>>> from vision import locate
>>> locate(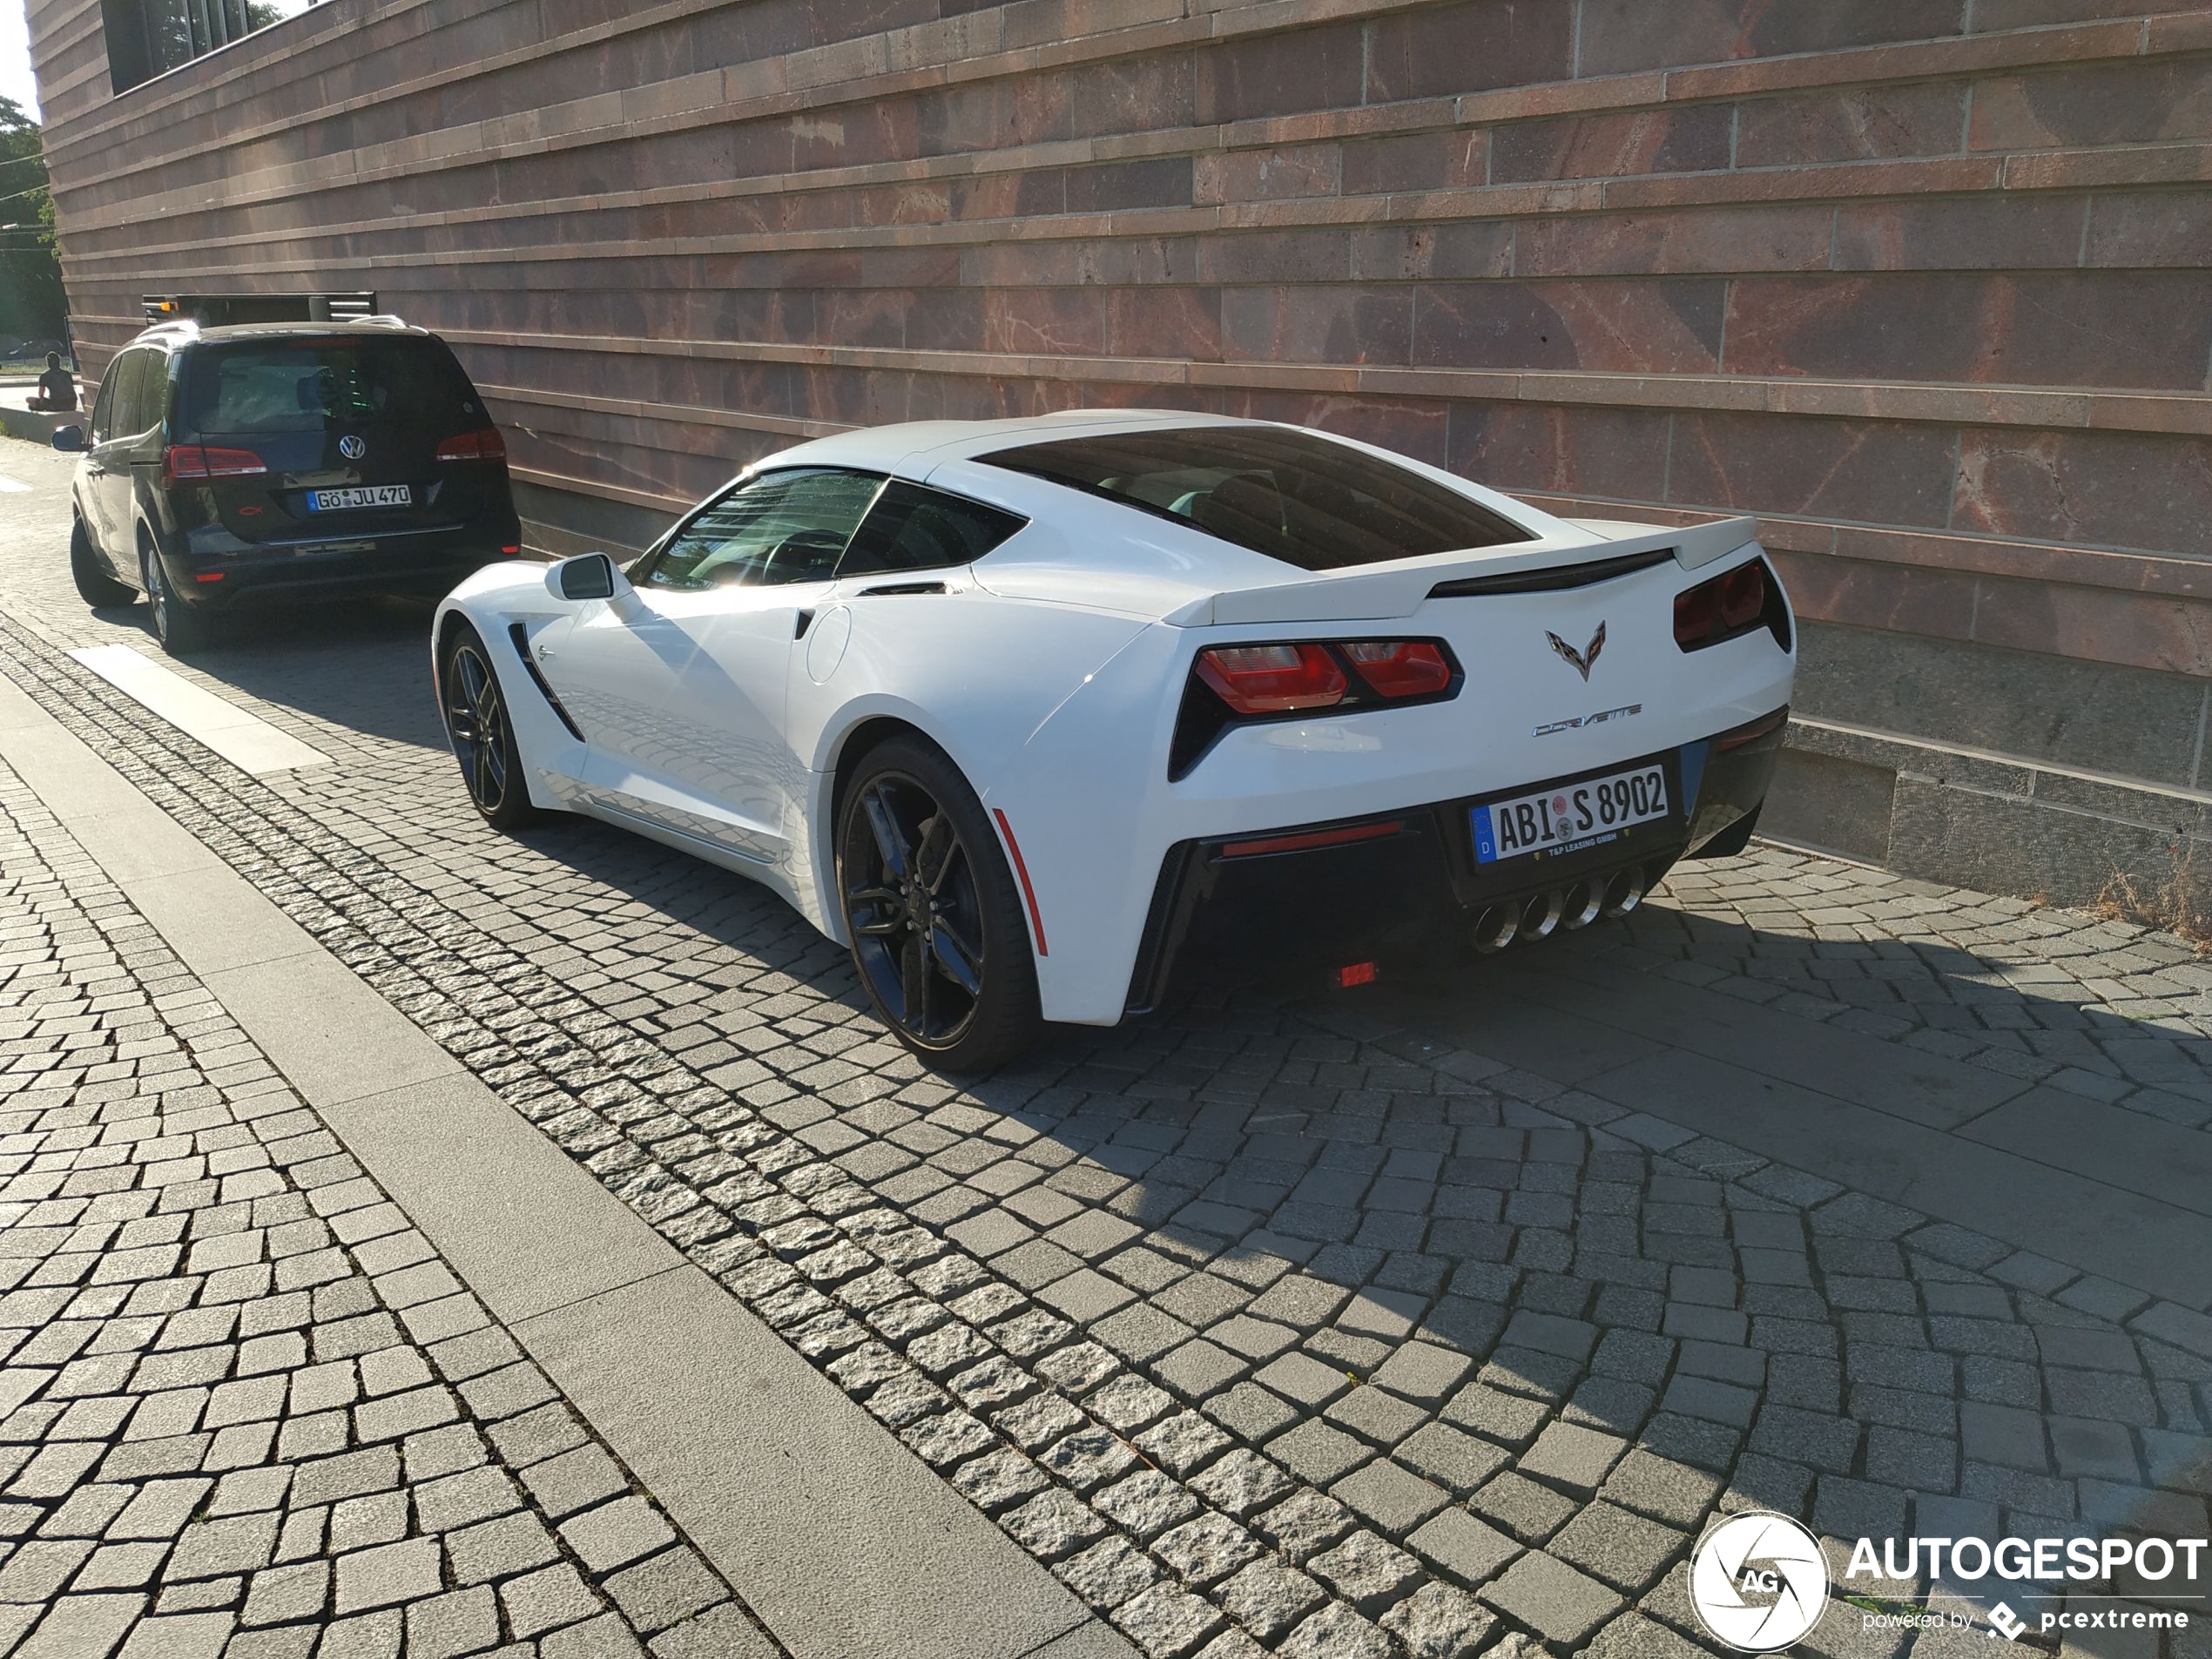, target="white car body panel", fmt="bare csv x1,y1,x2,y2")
435,412,1797,1026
